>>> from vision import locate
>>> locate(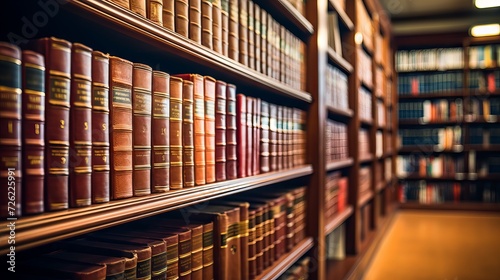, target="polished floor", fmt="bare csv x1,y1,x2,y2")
363,210,500,280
